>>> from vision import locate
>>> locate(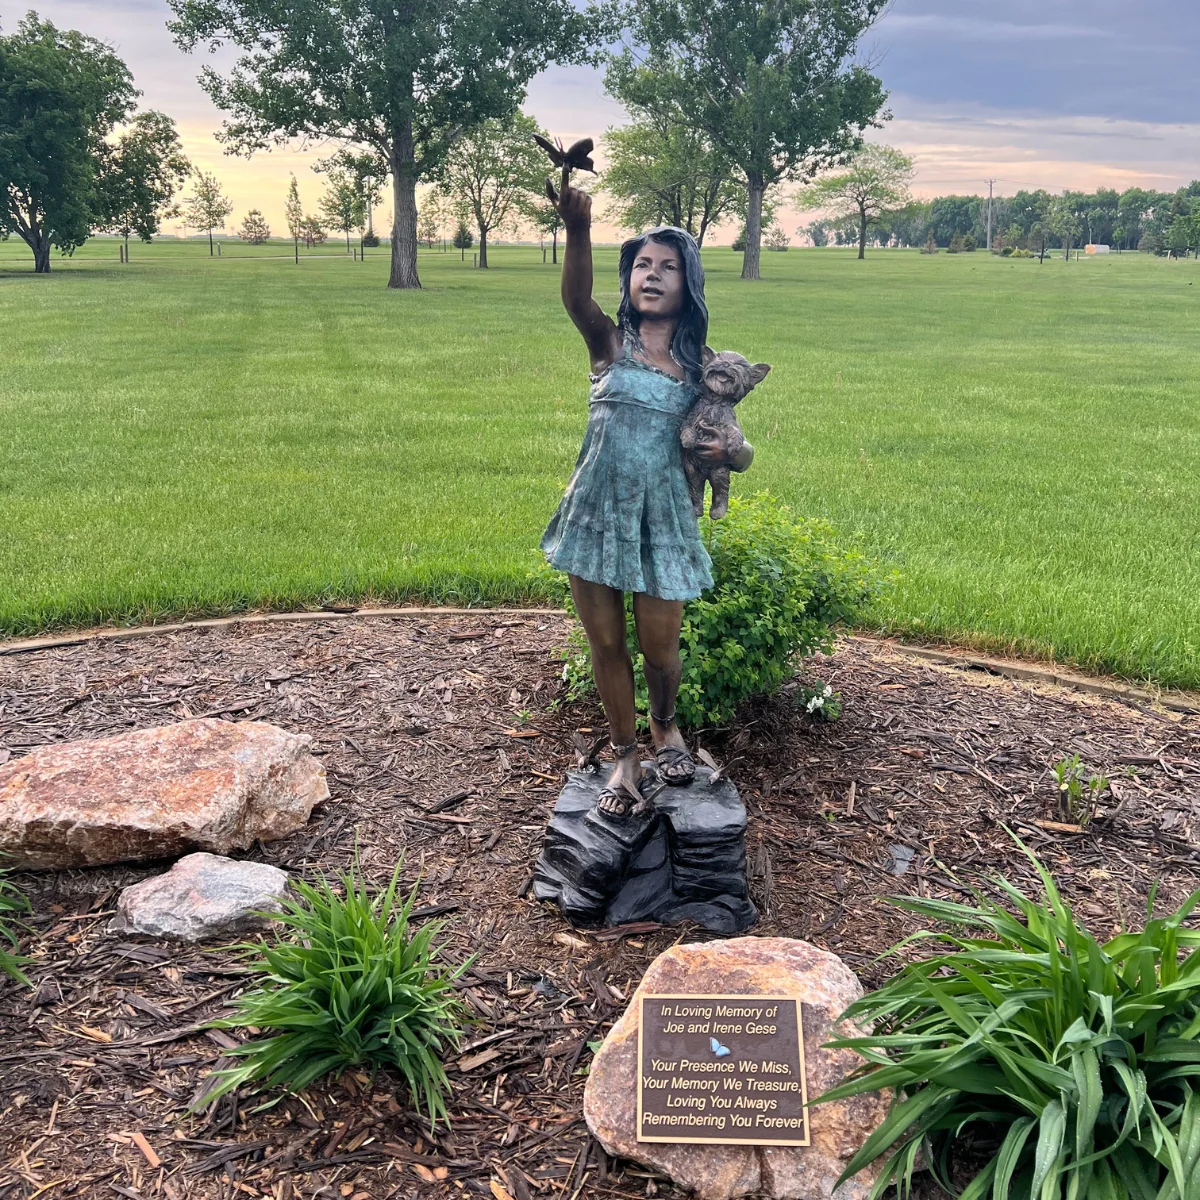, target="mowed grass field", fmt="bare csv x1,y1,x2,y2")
2,238,1198,688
